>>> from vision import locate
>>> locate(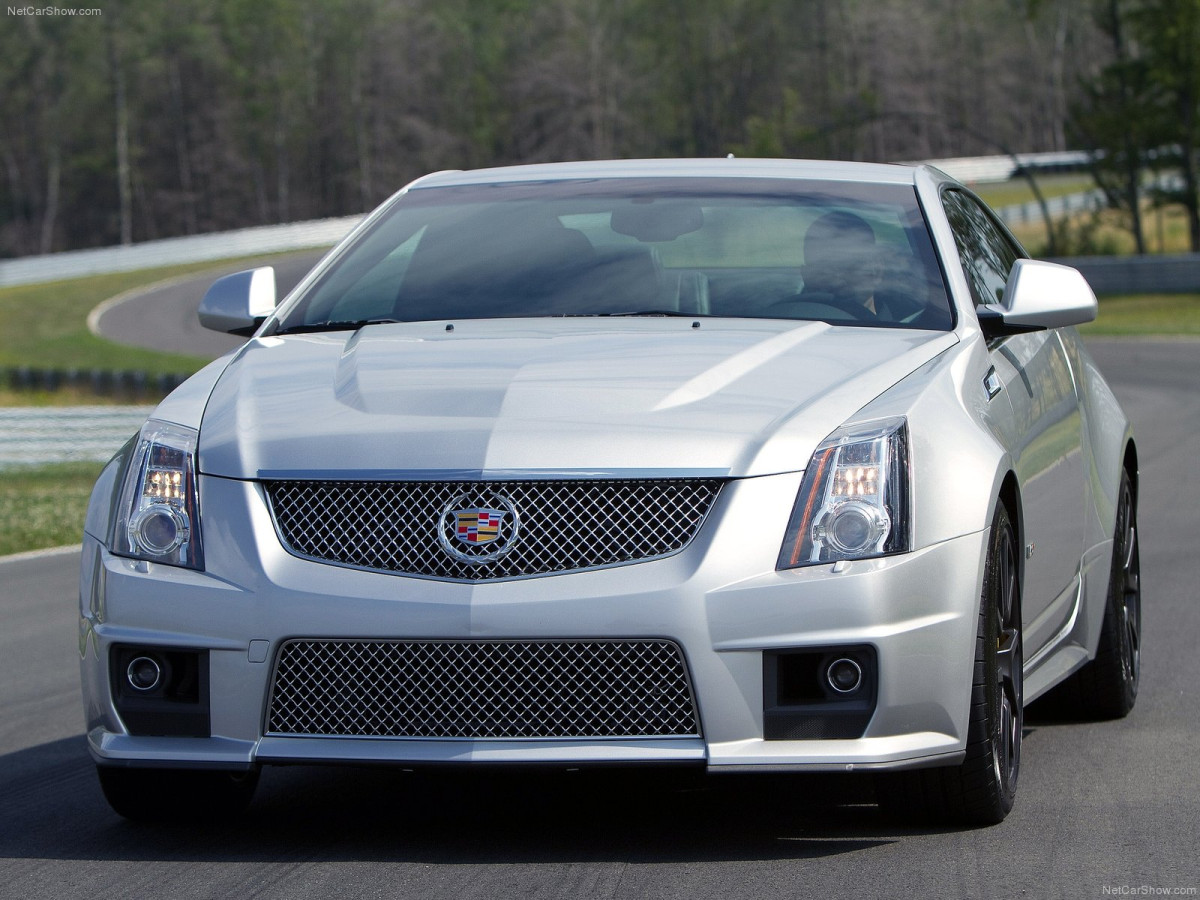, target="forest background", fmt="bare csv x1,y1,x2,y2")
2,0,1198,258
